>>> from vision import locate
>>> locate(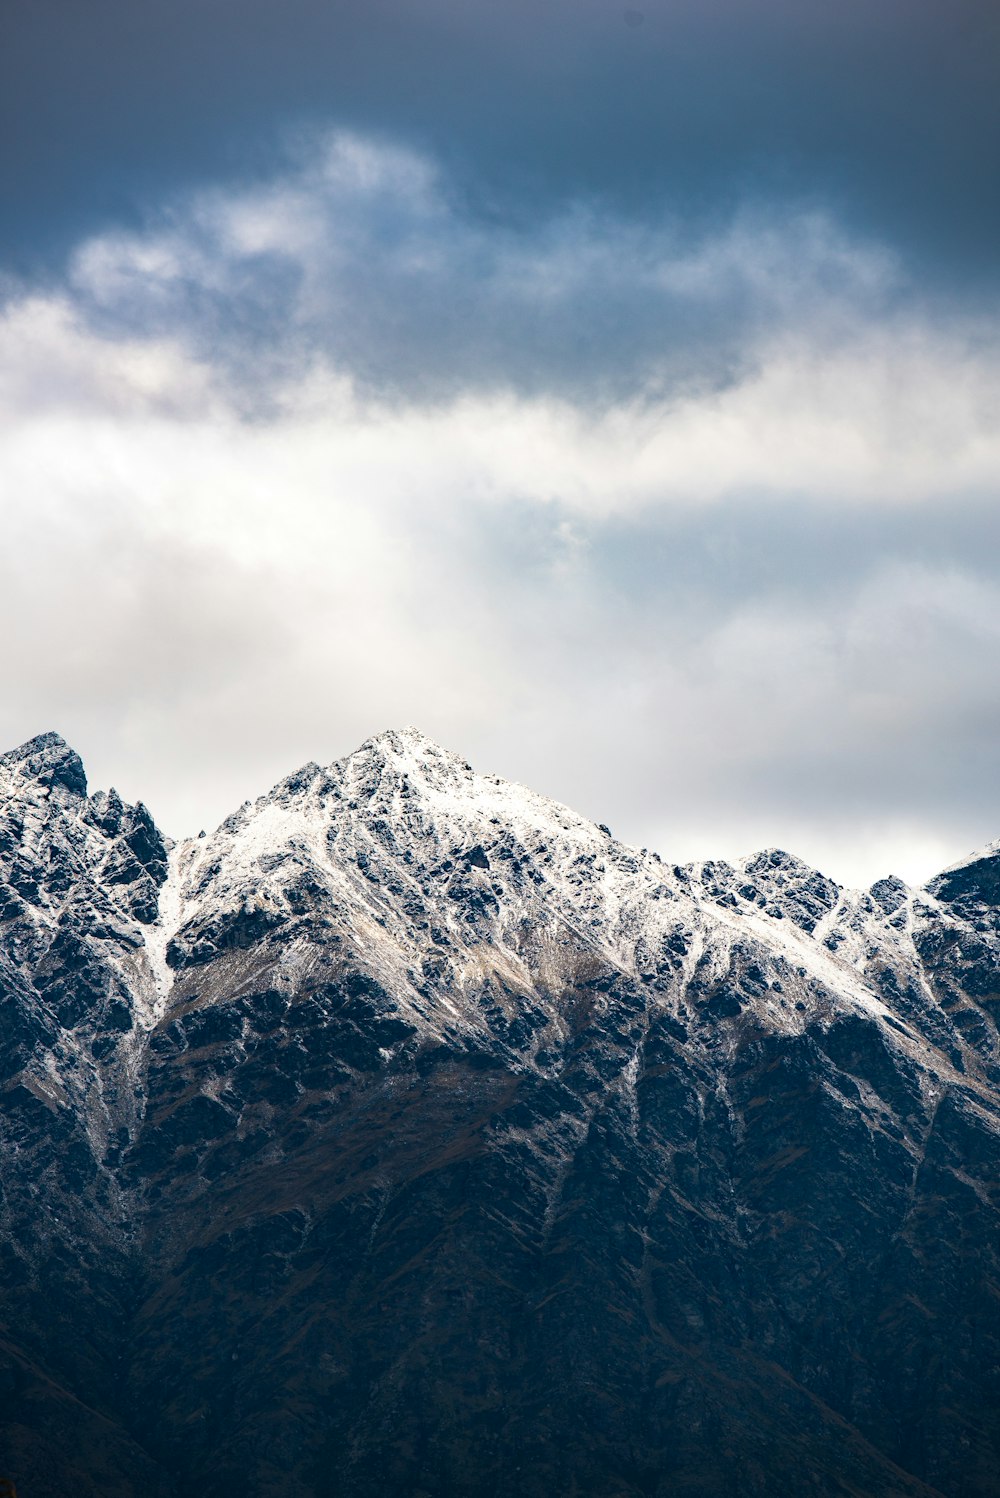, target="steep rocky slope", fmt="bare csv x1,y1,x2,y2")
1,728,999,1497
